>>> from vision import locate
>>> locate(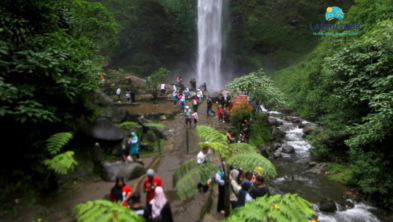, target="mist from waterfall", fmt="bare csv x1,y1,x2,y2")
197,0,223,91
